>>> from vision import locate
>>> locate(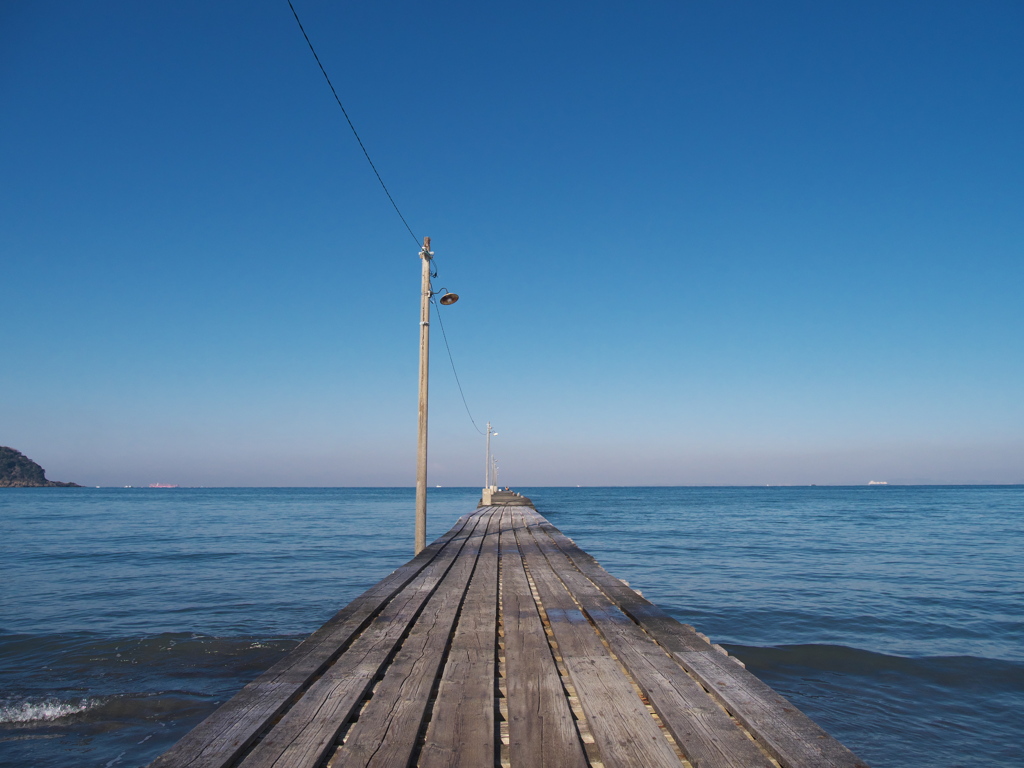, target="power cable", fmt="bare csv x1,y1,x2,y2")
432,296,485,435
287,1,480,433
286,0,419,246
